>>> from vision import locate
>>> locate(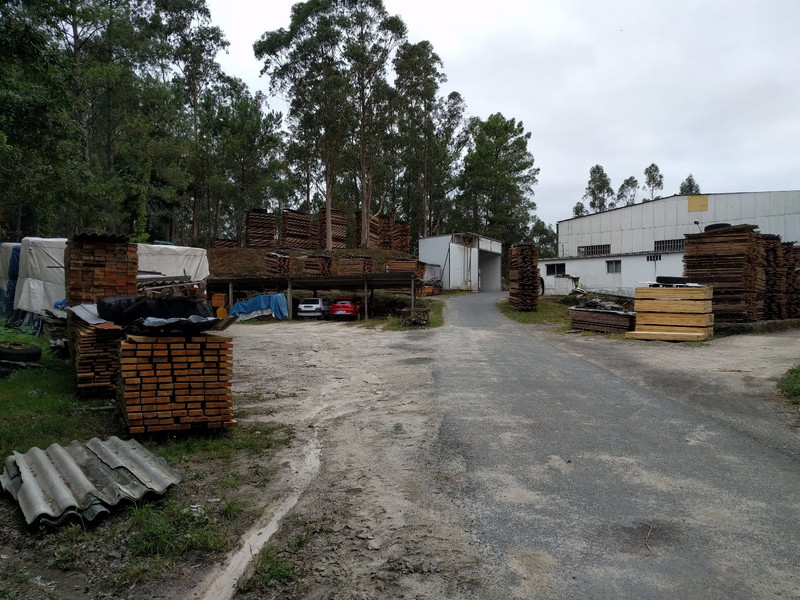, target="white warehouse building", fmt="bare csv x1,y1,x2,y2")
419,233,503,292
539,190,800,298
